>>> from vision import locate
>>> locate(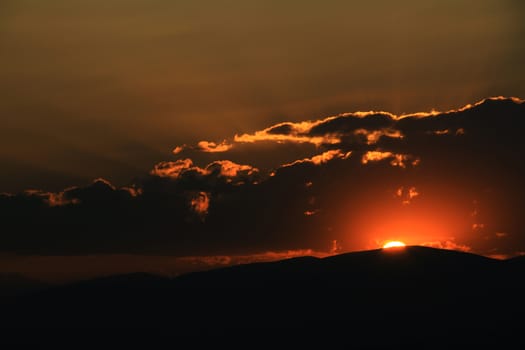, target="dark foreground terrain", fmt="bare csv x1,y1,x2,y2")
3,246,525,346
